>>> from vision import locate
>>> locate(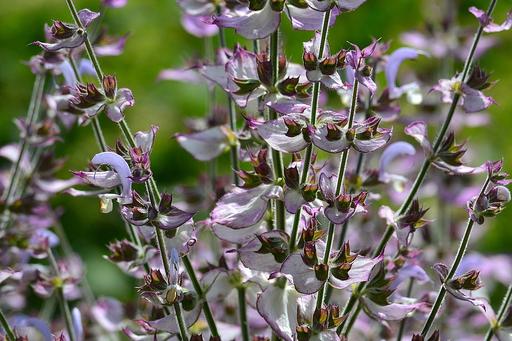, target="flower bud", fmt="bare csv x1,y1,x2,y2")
107,240,138,262
144,269,168,291
449,270,482,291
302,241,317,267
249,0,266,11
278,77,299,96
284,118,302,137
190,335,204,341
296,325,312,341
51,21,76,39
314,263,329,281
284,166,300,189
181,291,198,311
102,75,117,100
313,306,328,330
303,52,317,71
319,56,337,75
345,128,355,142
325,123,342,141
361,65,373,77
491,185,511,203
